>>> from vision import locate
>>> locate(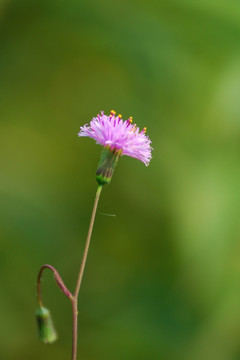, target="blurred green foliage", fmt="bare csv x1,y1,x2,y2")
0,0,240,359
